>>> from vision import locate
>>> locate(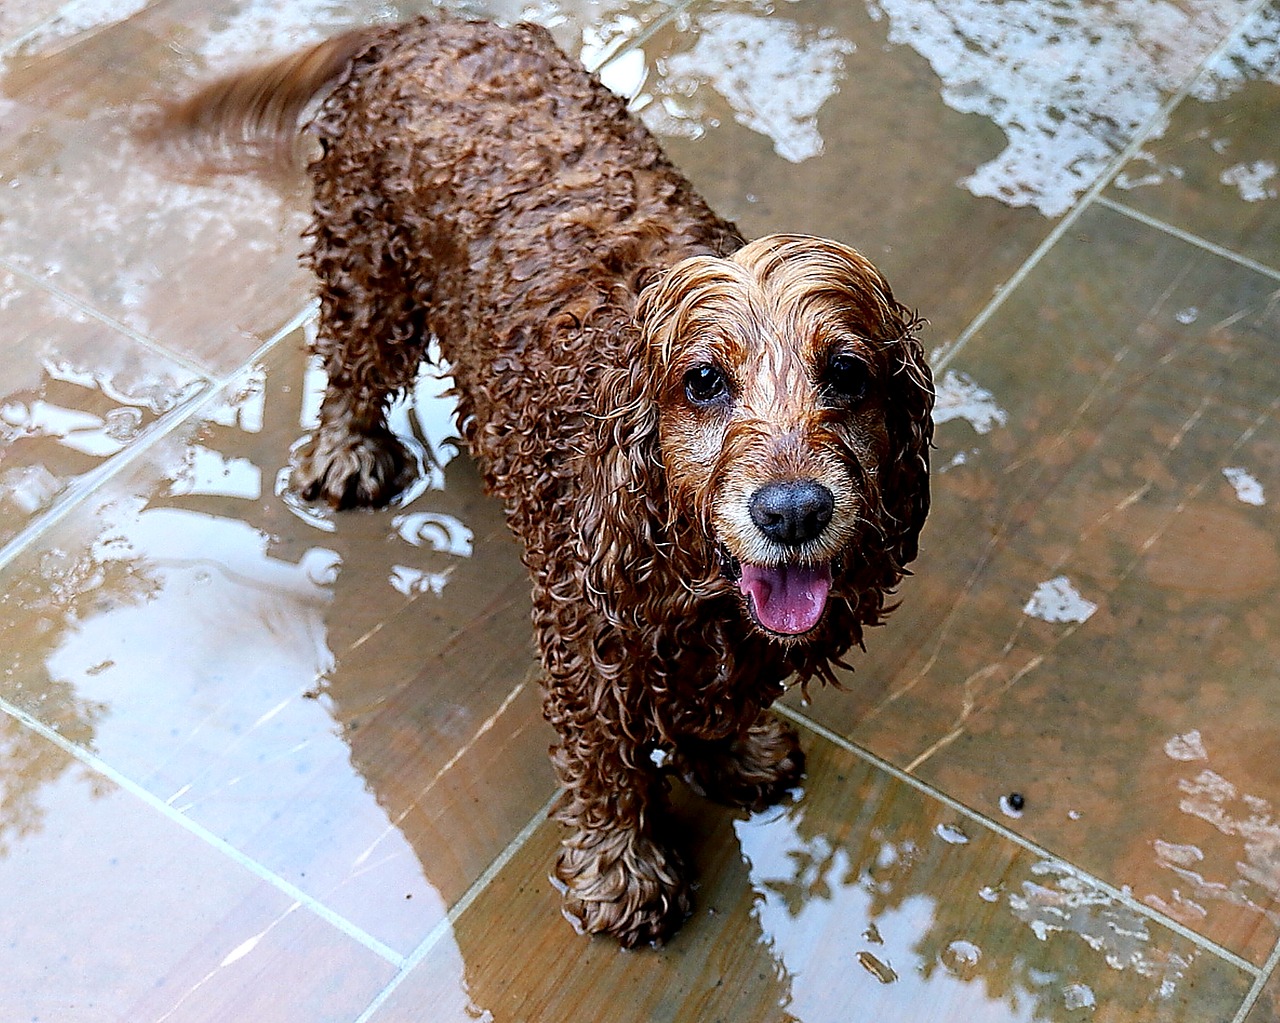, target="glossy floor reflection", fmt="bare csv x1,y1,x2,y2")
1,1,1278,1021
